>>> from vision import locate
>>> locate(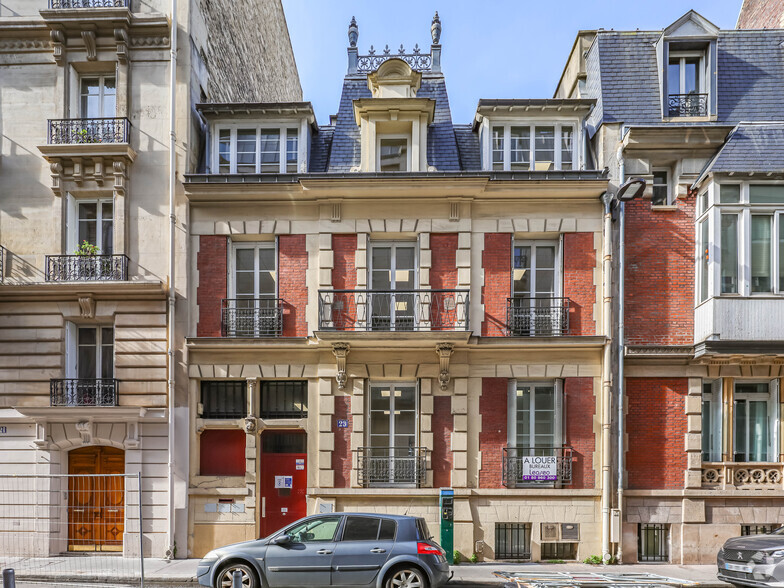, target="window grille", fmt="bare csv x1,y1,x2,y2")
260,381,308,419
495,523,531,560
541,542,577,560
638,523,669,562
741,525,780,536
262,432,306,454
200,381,246,419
